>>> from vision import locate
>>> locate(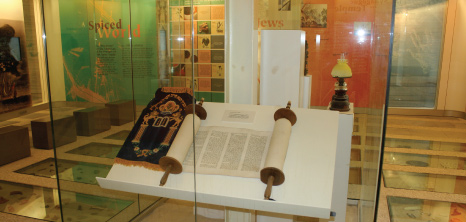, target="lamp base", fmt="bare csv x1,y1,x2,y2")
329,95,350,112
329,78,350,112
